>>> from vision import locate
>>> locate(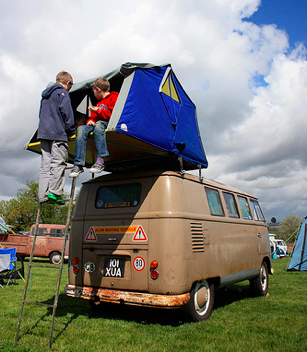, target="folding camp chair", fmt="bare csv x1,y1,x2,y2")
0,248,24,288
